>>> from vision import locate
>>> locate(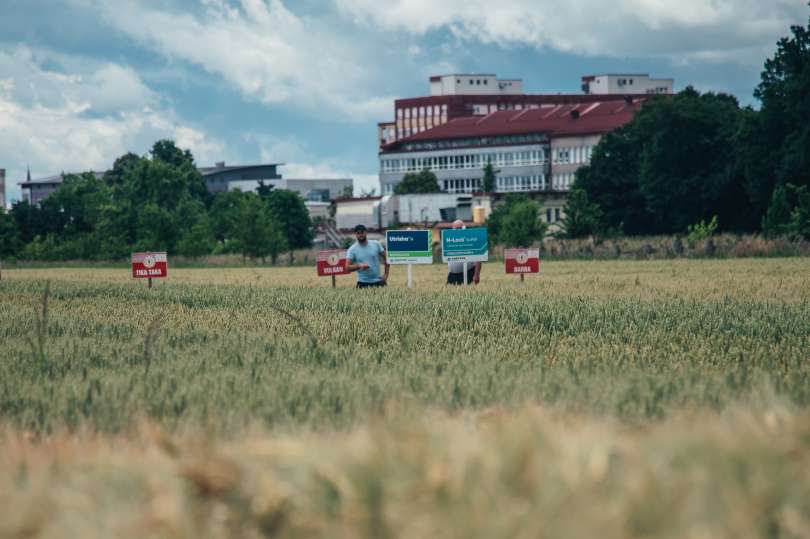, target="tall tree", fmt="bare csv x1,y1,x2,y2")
561,188,603,238
264,189,313,249
236,195,288,263
482,162,497,192
0,209,21,258
576,88,753,234
750,12,810,227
